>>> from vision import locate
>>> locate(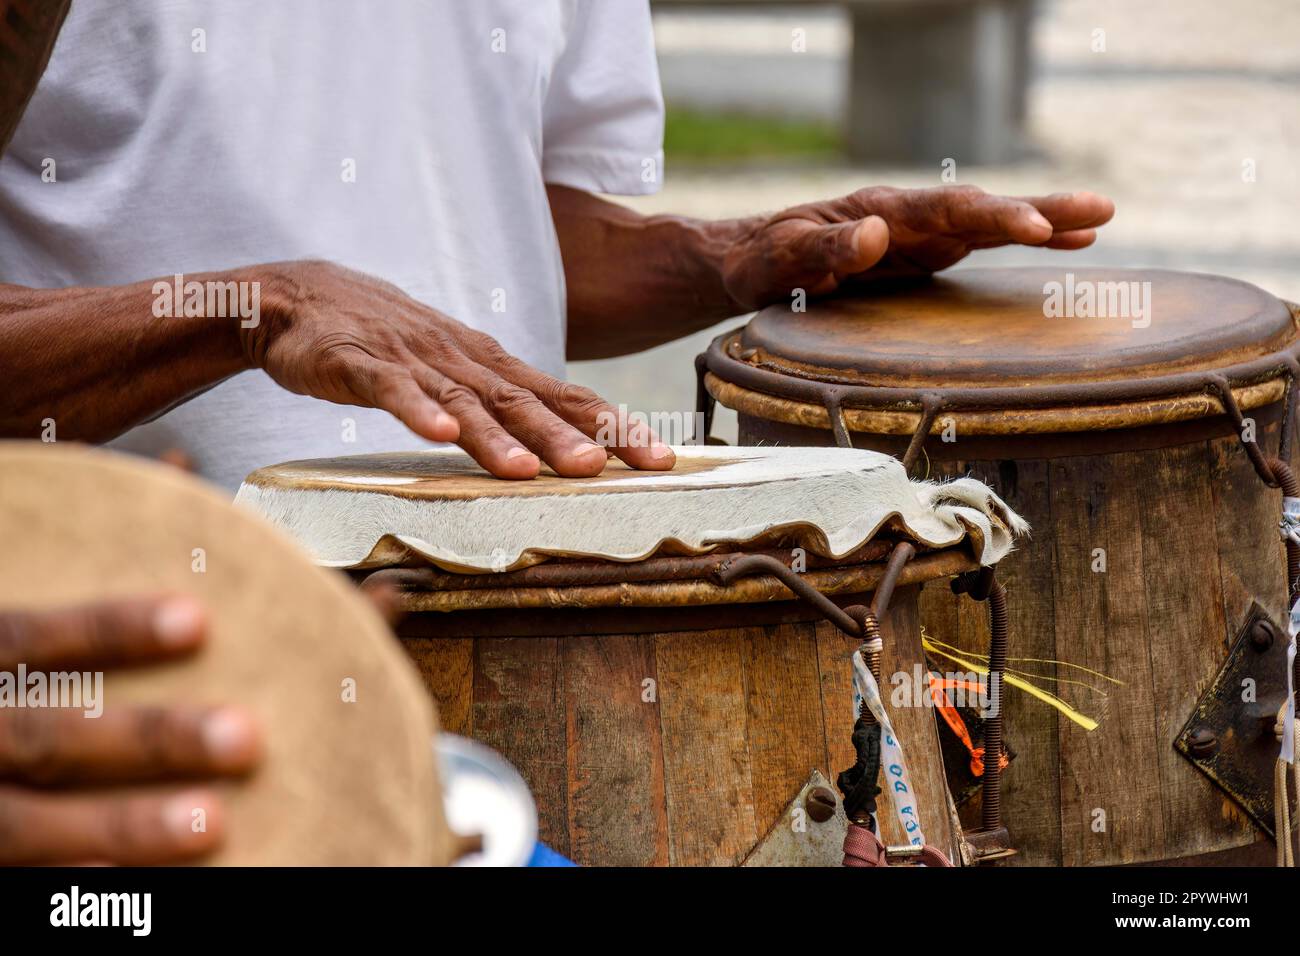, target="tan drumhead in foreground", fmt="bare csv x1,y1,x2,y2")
0,442,449,866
